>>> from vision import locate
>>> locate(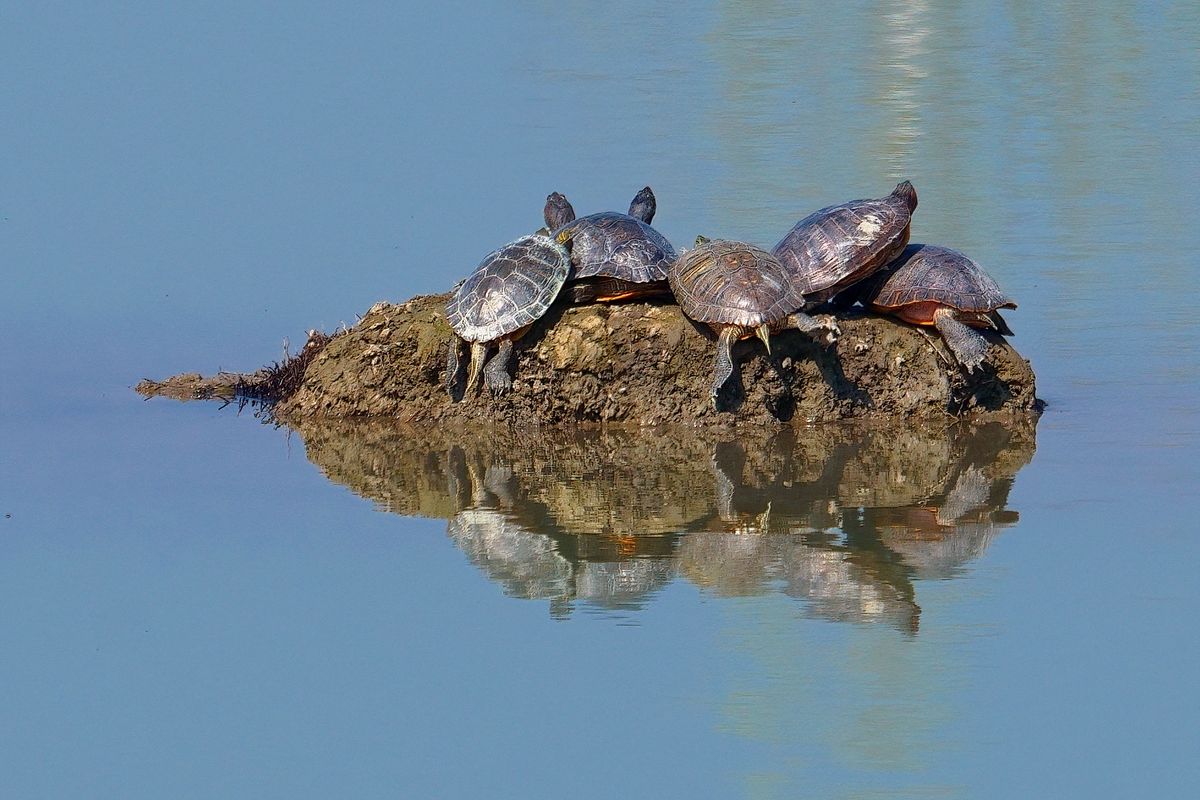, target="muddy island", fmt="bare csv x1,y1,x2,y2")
136,292,1040,426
